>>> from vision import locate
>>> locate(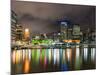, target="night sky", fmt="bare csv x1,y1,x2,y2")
11,1,96,35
